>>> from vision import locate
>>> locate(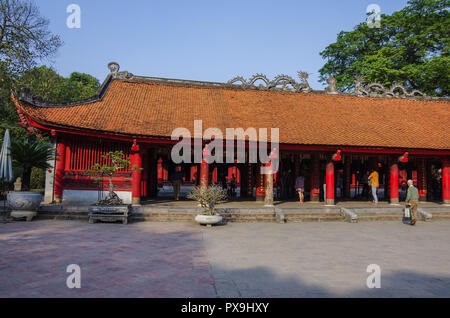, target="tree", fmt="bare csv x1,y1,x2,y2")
0,0,63,75
15,66,100,102
0,0,63,140
9,136,54,191
187,182,228,215
1,66,100,143
63,72,100,101
319,0,449,96
86,151,141,206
